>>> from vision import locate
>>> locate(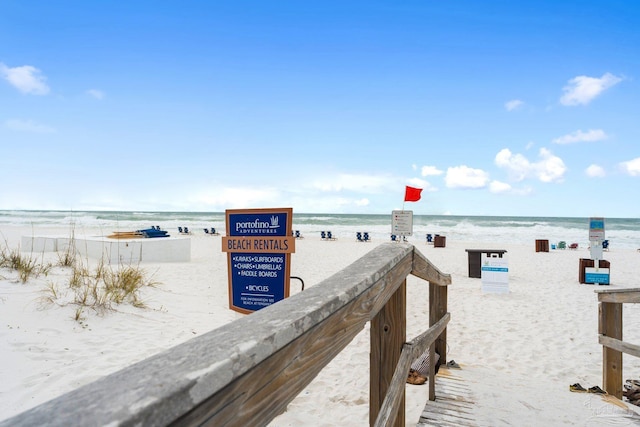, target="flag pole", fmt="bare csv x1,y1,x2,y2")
402,187,406,211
